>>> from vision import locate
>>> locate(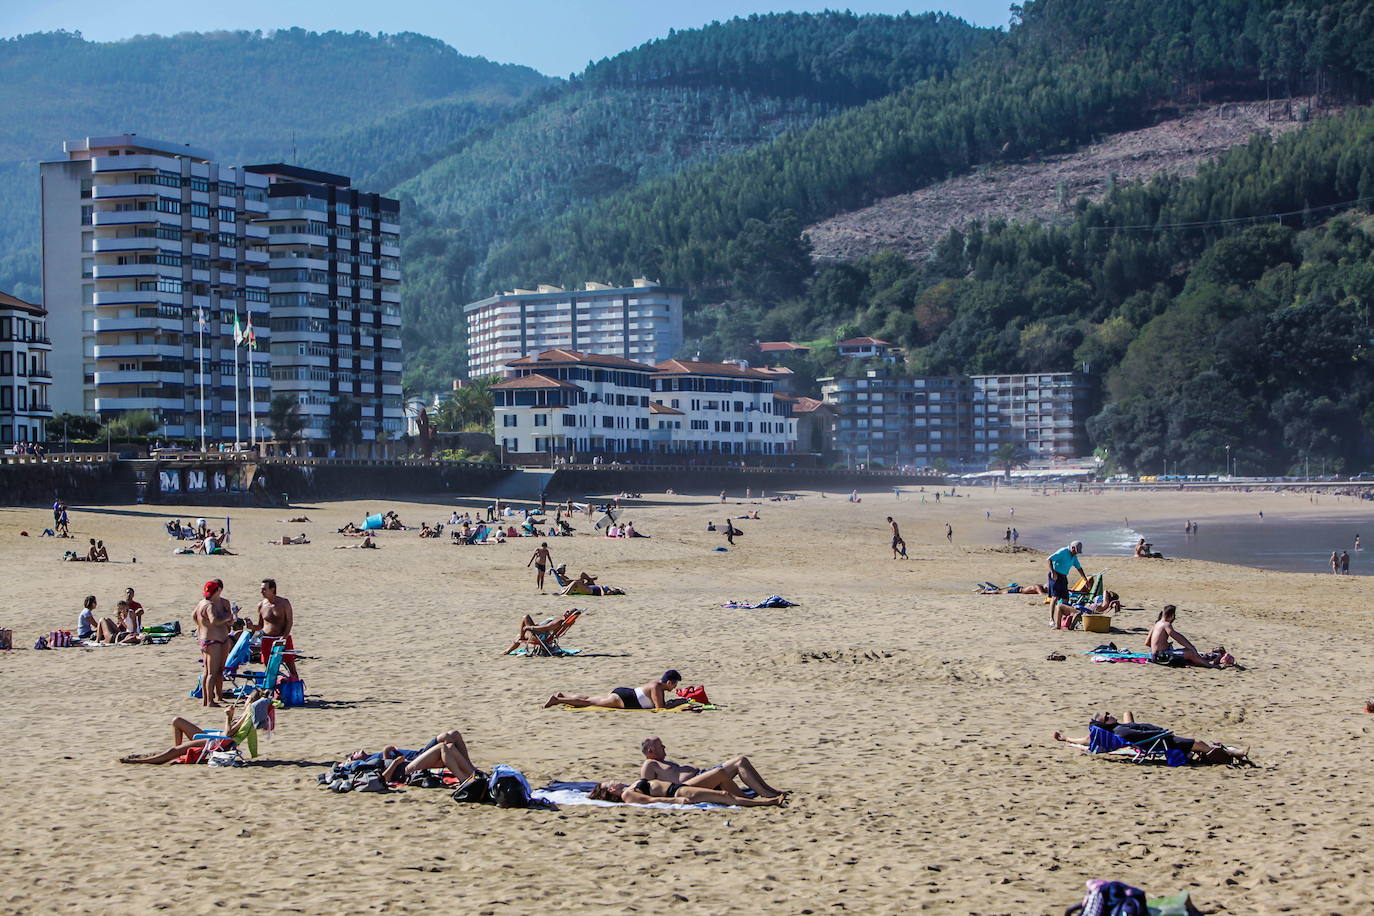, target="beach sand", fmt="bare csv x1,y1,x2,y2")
1,485,1371,914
